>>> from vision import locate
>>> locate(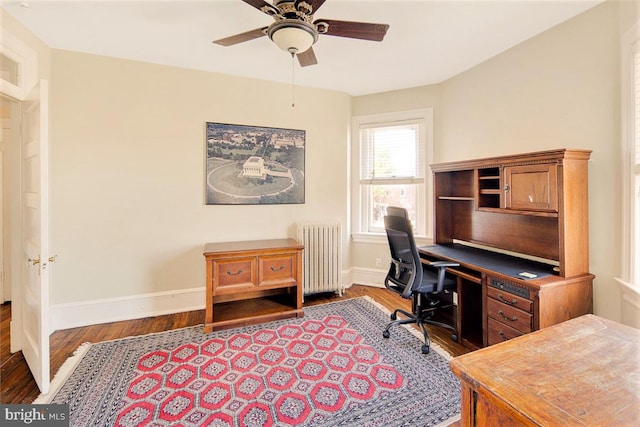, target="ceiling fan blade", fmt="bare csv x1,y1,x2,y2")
242,0,279,15
297,47,318,67
314,19,389,42
297,0,327,14
212,27,268,47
